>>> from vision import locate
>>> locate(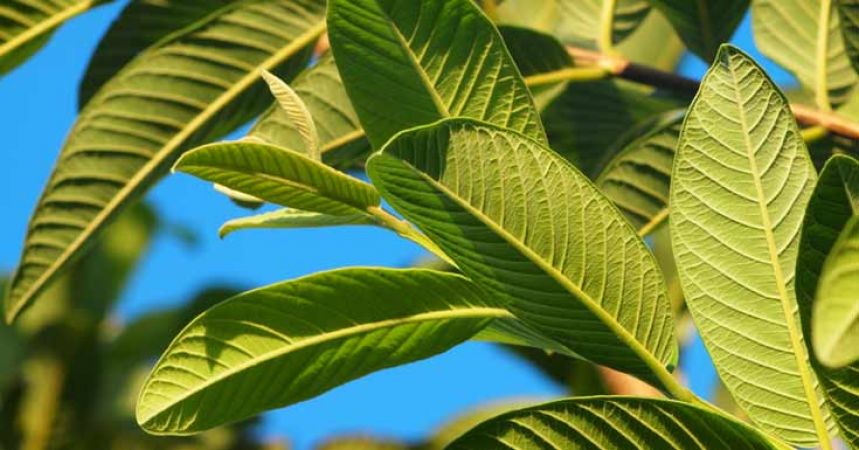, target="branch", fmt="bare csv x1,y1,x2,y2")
567,46,859,142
